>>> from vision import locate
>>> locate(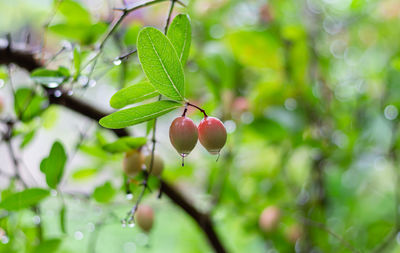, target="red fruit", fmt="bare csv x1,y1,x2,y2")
198,117,227,155
123,149,144,177
169,116,198,156
259,206,281,233
136,205,154,232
